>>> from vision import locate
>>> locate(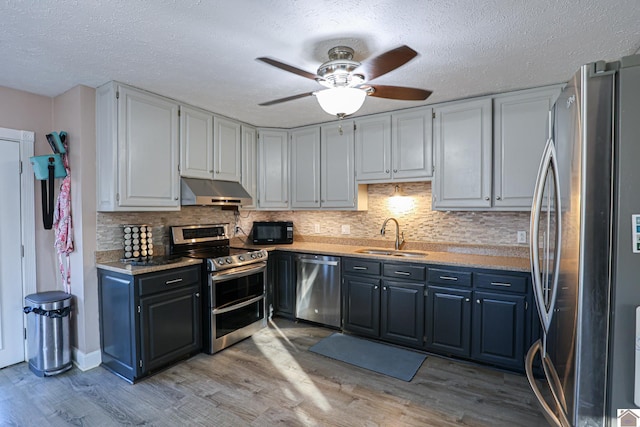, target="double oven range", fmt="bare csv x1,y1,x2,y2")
170,224,268,354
